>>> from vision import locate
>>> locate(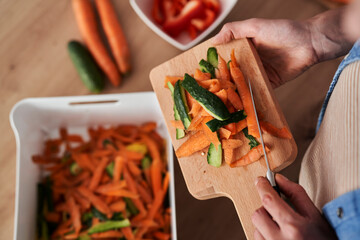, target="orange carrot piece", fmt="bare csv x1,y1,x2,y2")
187,114,204,131
72,0,121,86
231,49,238,67
123,166,147,215
224,122,237,135
224,148,234,165
194,68,211,81
164,76,183,88
226,88,243,110
122,150,144,160
127,161,142,178
154,231,171,240
96,181,127,193
221,139,243,149
230,145,270,167
141,122,157,133
162,172,170,193
214,89,228,104
95,0,131,75
219,127,232,139
66,134,84,143
218,54,230,82
109,200,126,212
230,60,260,138
185,91,195,110
89,157,109,191
113,156,124,182
121,227,135,240
198,79,220,90
66,195,81,236
170,120,185,130
99,189,139,199
132,219,158,228
91,230,124,238
175,131,211,158
260,121,292,139
188,101,202,117
73,191,91,210
77,186,113,218
73,153,96,172
201,116,220,147
135,181,153,204
235,119,247,133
